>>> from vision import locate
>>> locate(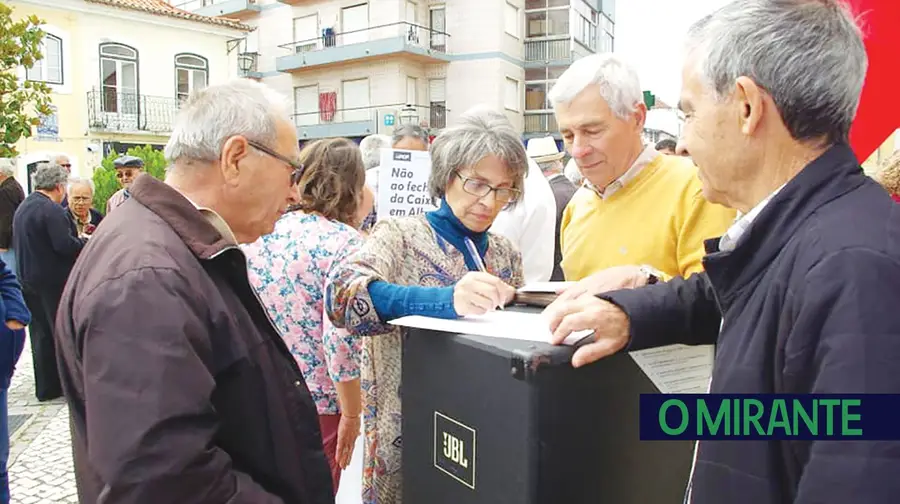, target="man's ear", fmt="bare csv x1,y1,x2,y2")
221,135,251,186
734,76,764,136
